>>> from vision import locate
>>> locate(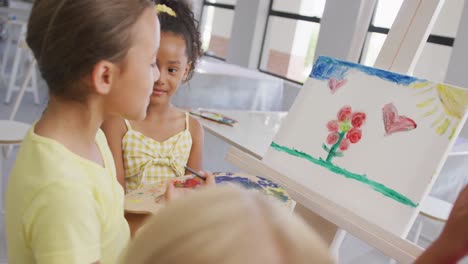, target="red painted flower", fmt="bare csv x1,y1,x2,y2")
339,138,350,151
337,106,352,122
346,128,362,143
327,133,339,145
351,112,366,128
327,120,339,132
